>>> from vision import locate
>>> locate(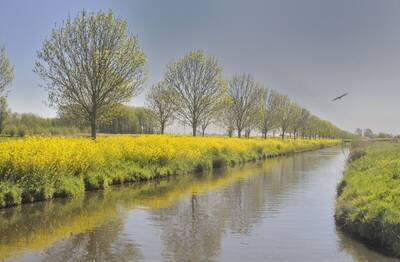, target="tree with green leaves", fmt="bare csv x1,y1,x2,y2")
0,46,13,134
34,10,147,139
0,46,13,97
164,50,226,136
146,81,175,134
